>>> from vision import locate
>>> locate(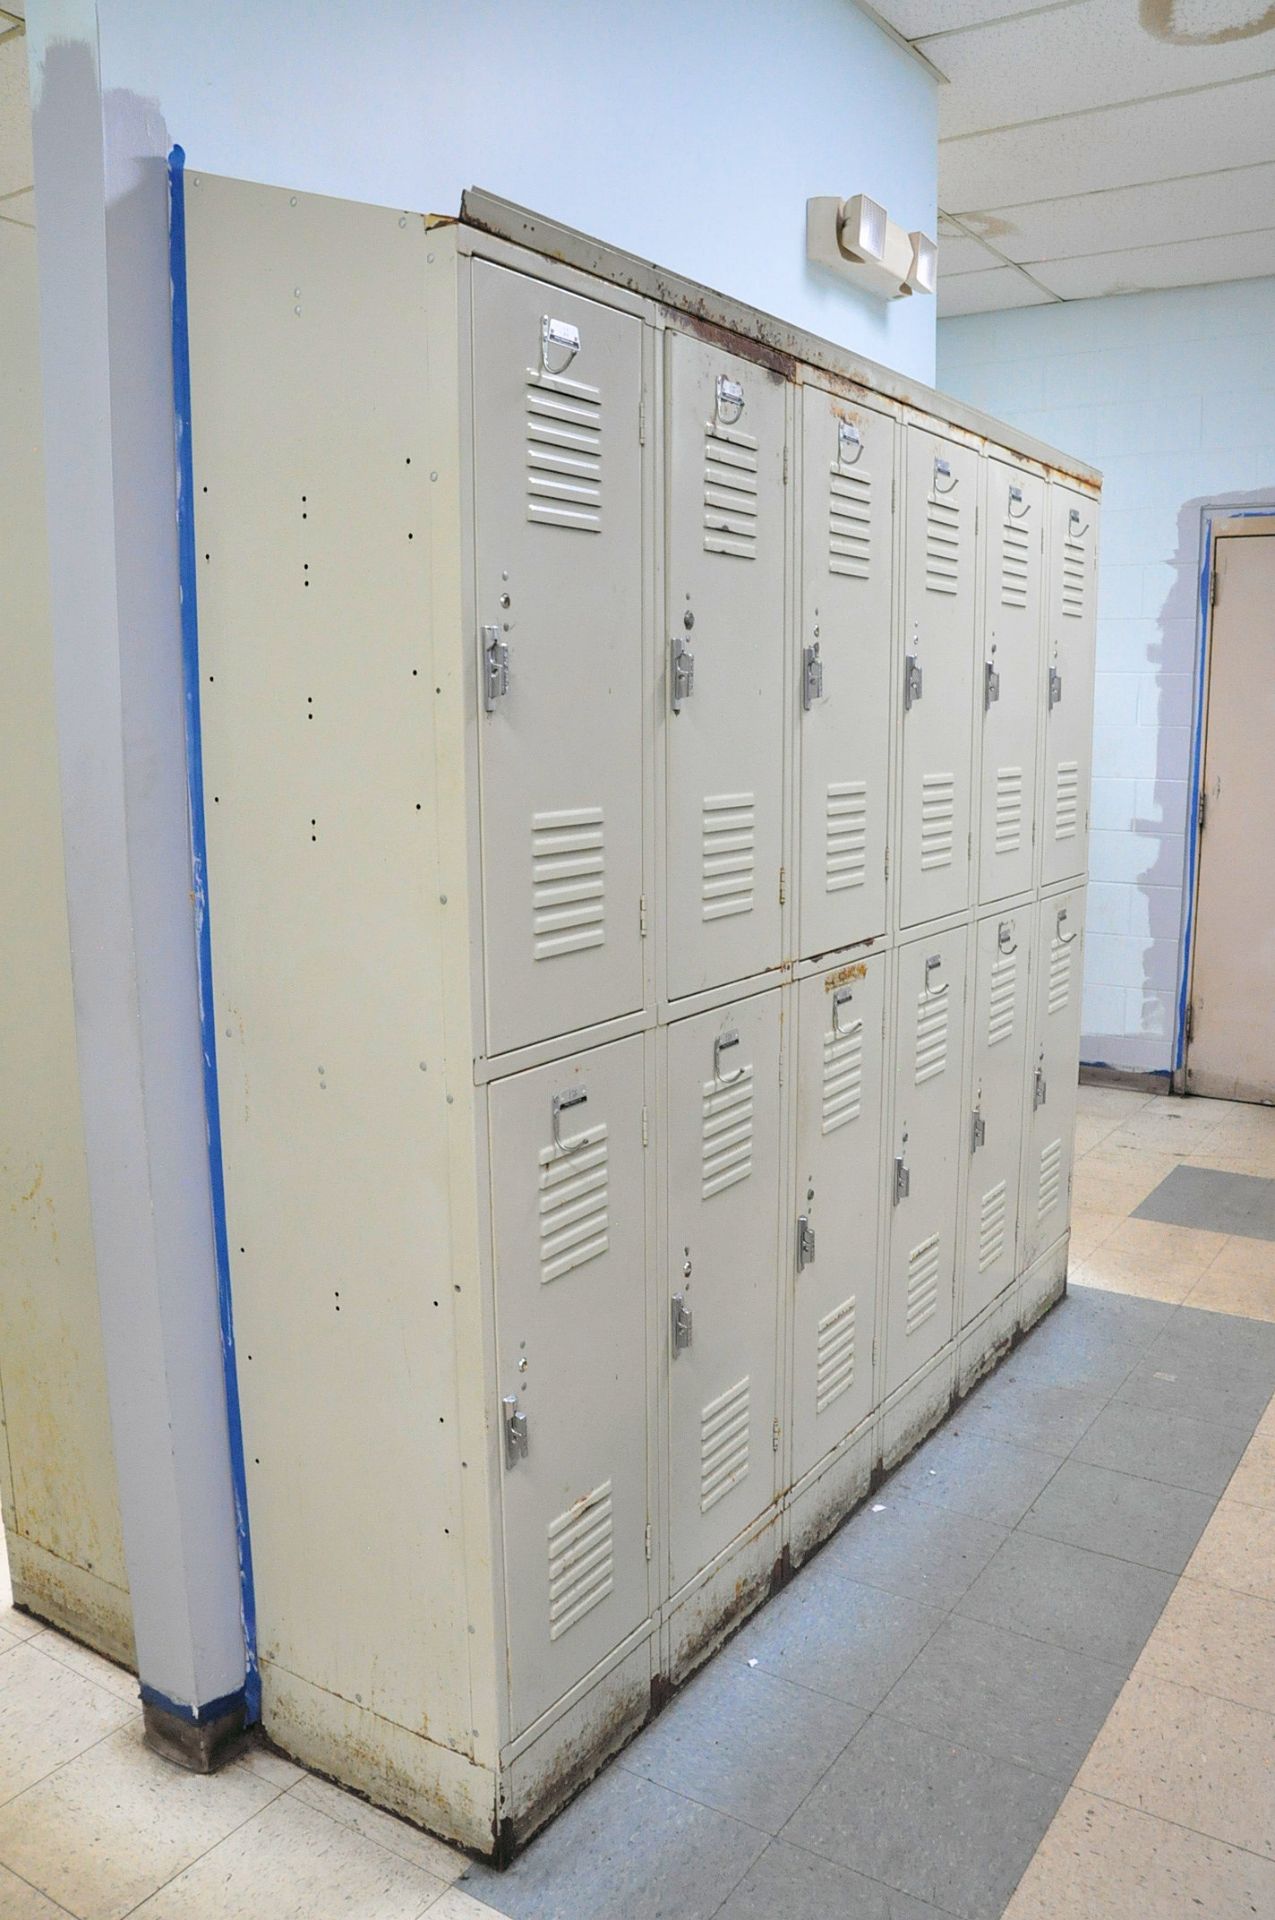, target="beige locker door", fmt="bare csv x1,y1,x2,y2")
900,426,978,928
792,960,886,1482
1041,484,1097,887
665,991,782,1593
798,388,894,958
472,261,645,1056
1024,889,1086,1265
665,332,786,999
490,1034,649,1735
979,459,1044,905
962,908,1031,1328
885,929,967,1395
